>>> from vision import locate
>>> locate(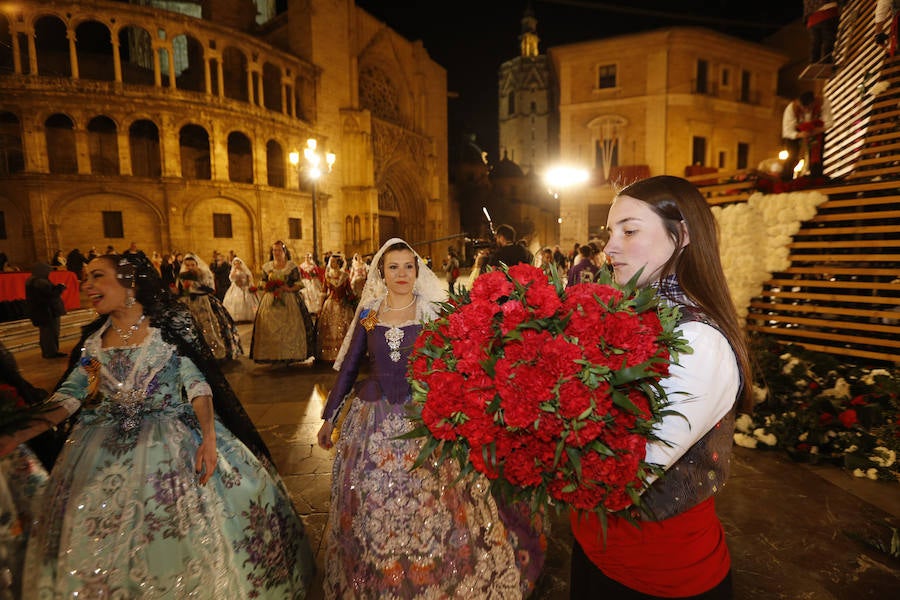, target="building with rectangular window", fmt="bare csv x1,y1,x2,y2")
548,27,788,245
